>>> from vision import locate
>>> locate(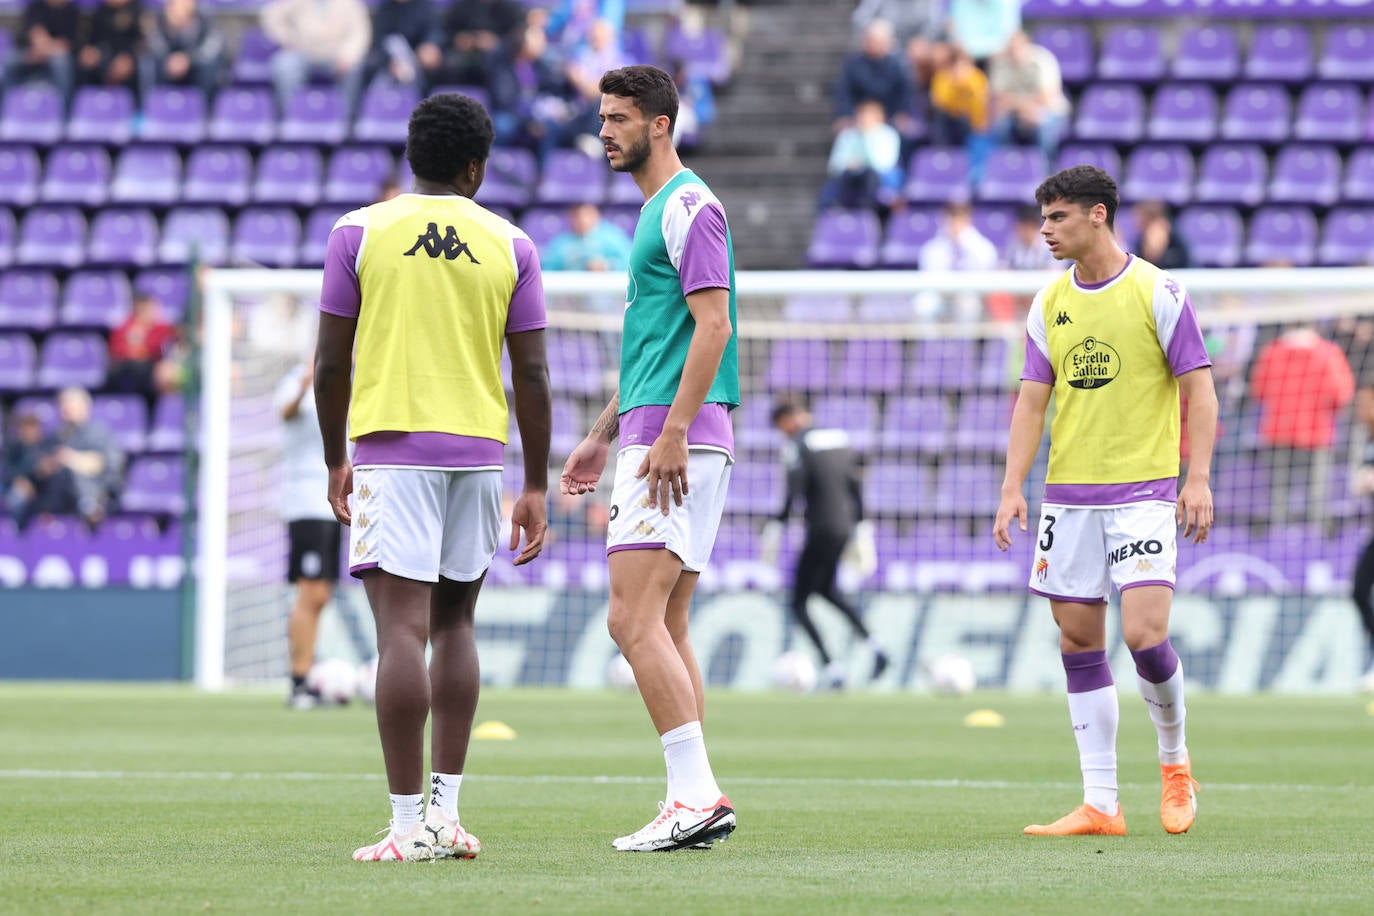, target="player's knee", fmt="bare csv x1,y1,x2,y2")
606,604,648,650
1121,621,1169,651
